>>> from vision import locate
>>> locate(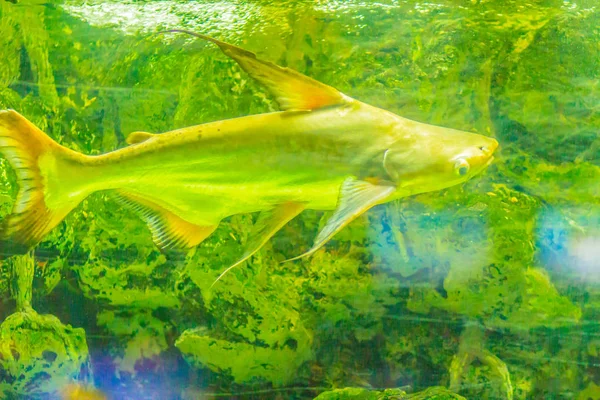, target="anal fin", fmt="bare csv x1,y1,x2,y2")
114,190,217,250
285,178,396,262
212,202,305,287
